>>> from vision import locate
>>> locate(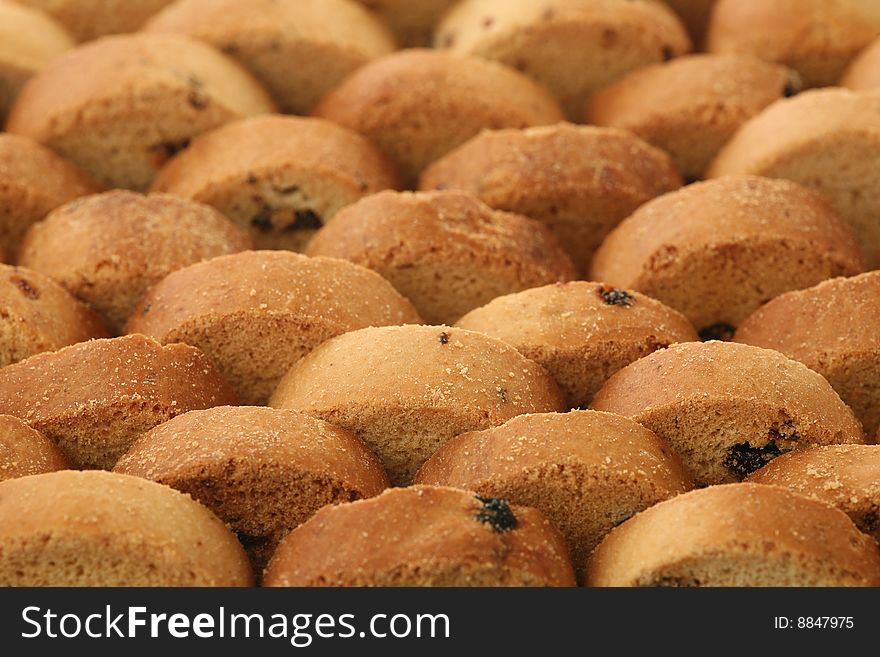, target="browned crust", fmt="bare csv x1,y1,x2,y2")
0,414,69,482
